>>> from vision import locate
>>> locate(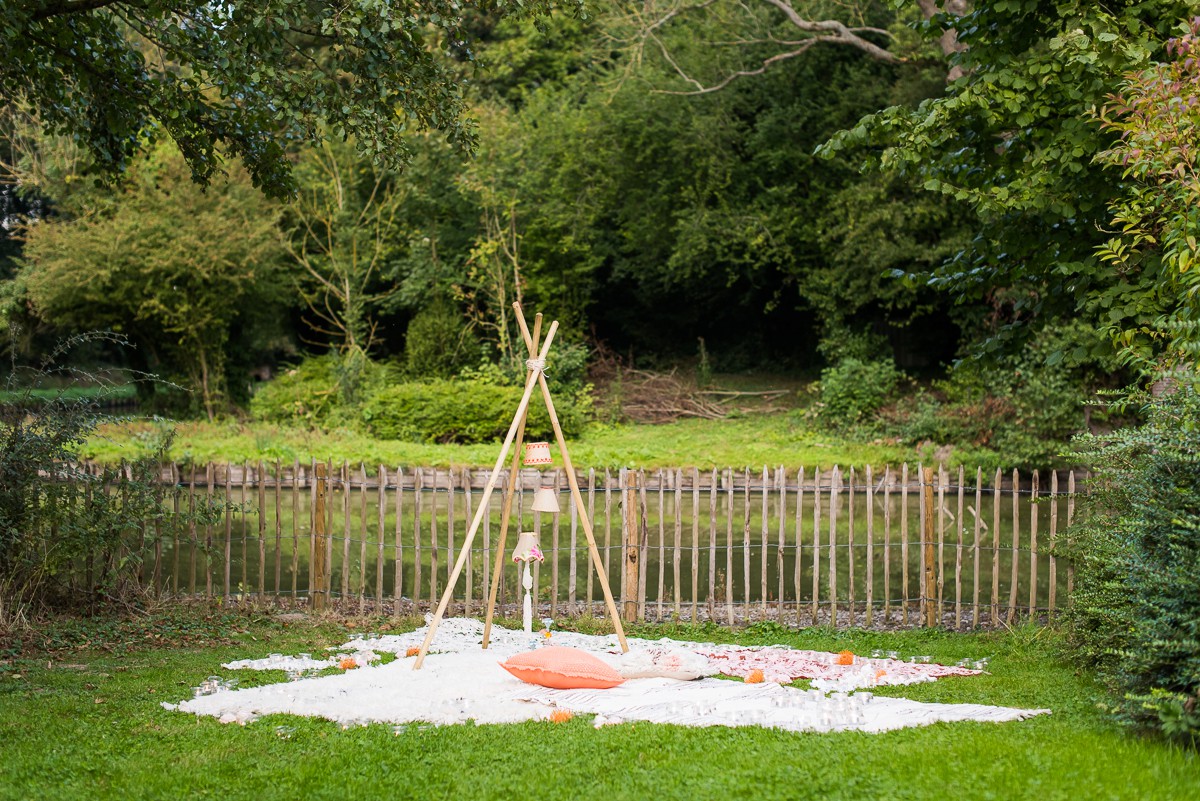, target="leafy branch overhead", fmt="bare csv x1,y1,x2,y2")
619,0,965,95
4,0,576,198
